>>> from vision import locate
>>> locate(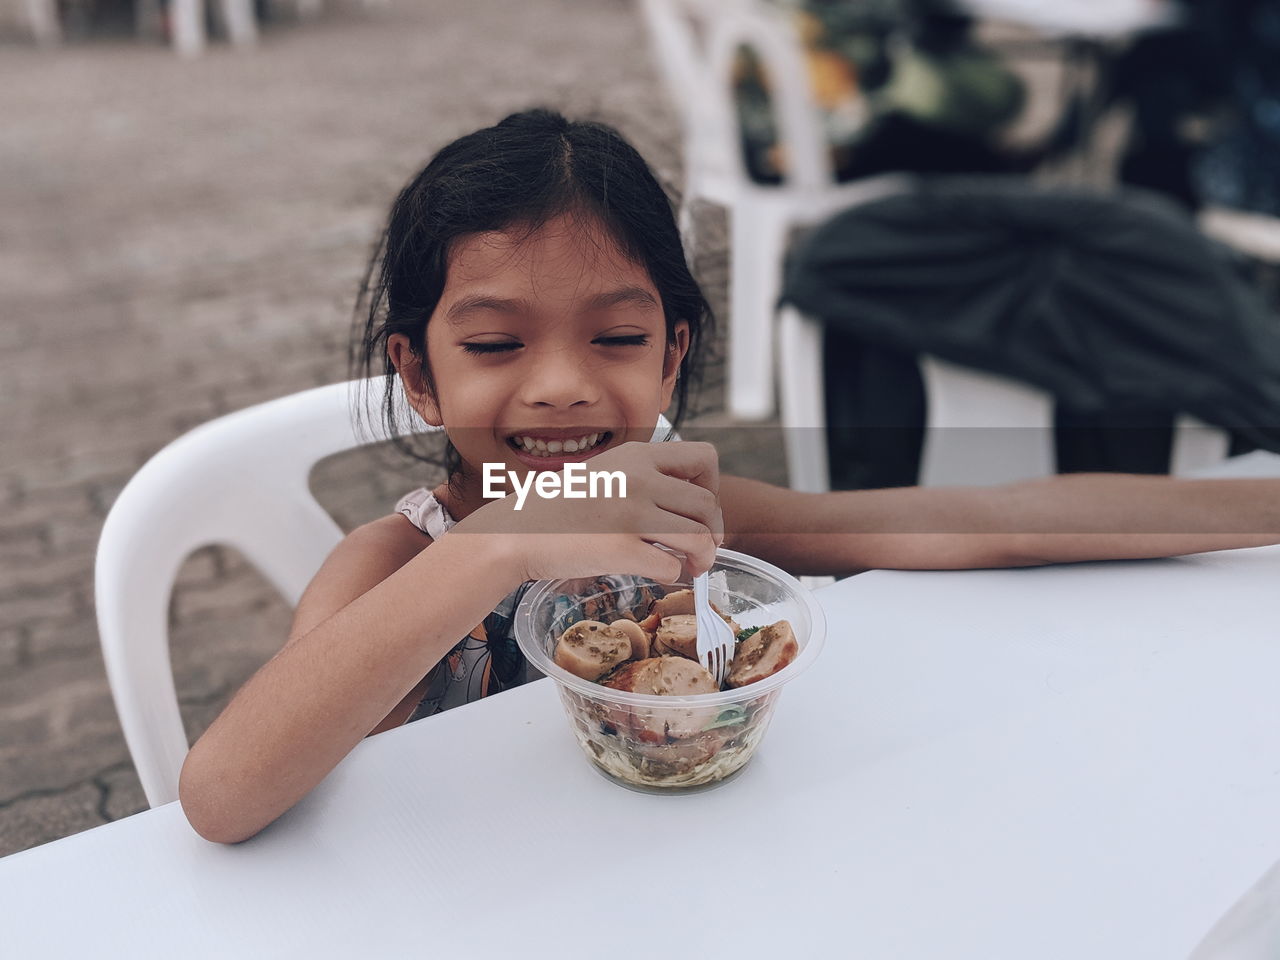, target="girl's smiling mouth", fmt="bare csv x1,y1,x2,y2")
505,429,614,465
